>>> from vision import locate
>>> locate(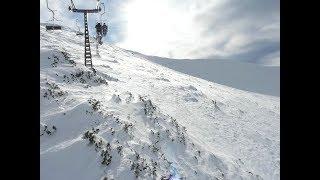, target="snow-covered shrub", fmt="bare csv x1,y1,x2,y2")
170,117,186,145
48,50,76,67
150,159,158,177
62,69,108,86
42,82,68,100
150,144,160,153
60,51,76,66
101,148,112,166
83,129,113,166
116,145,123,156
110,127,115,135
130,153,151,178
128,150,169,179
123,122,133,133
139,96,188,146
88,98,102,111
139,96,157,117
50,55,59,67
40,123,57,136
